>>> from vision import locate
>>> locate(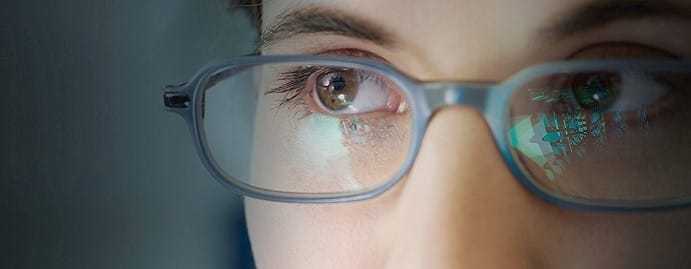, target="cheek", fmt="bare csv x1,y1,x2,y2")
245,96,411,267
339,113,412,187
245,198,396,268
251,102,360,193
251,99,412,193
618,211,691,265
542,210,691,268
